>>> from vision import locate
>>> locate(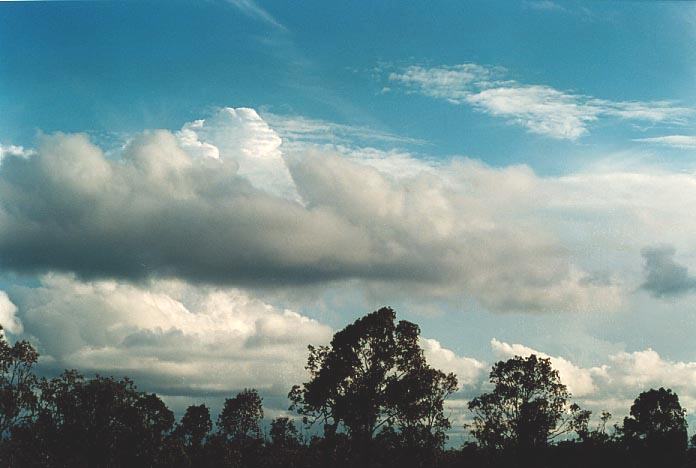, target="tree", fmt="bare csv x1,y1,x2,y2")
214,389,264,468
289,307,458,461
269,417,301,448
217,388,264,442
14,371,176,467
176,404,212,449
267,417,304,468
467,354,584,454
0,327,39,435
622,387,687,467
172,404,212,466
